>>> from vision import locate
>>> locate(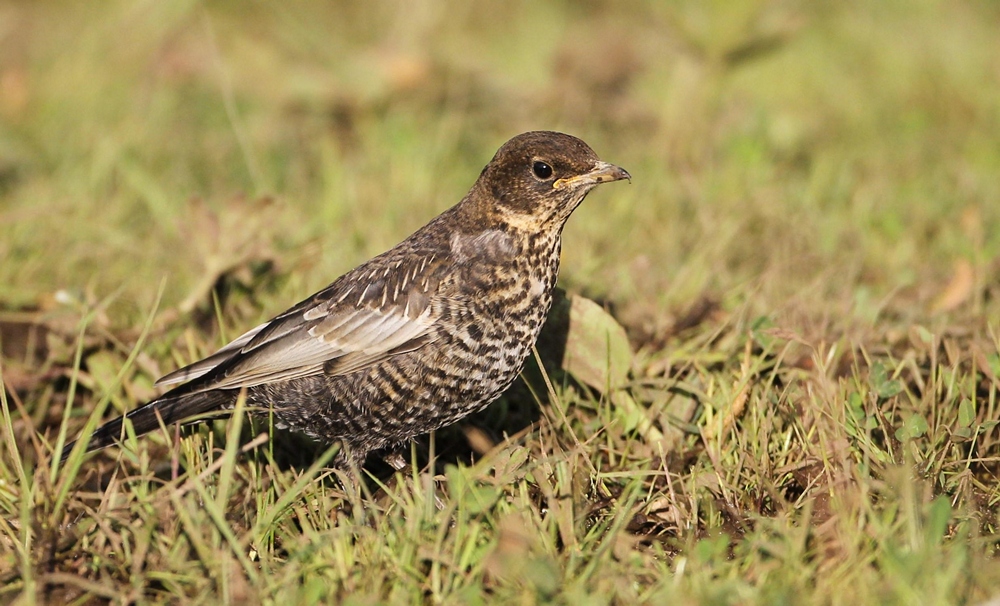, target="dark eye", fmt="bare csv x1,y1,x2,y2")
532,161,553,180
